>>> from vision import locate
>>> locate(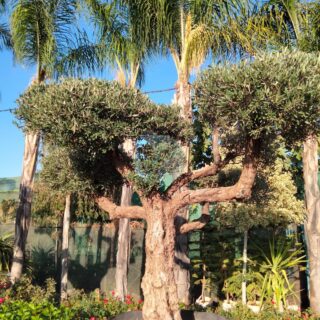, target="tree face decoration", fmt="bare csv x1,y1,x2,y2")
16,51,320,320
